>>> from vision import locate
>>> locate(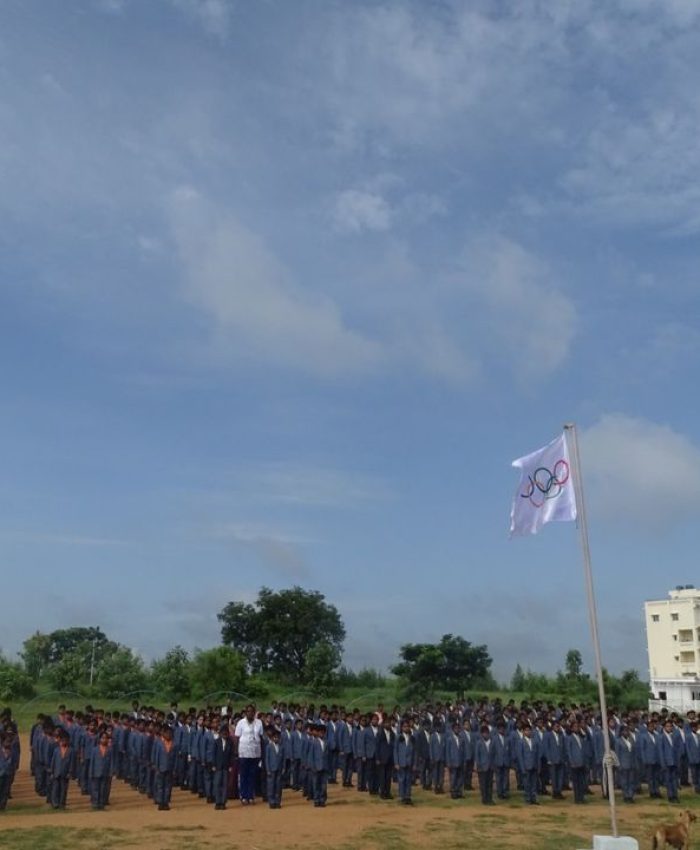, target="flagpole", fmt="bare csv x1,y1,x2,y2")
564,422,618,838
